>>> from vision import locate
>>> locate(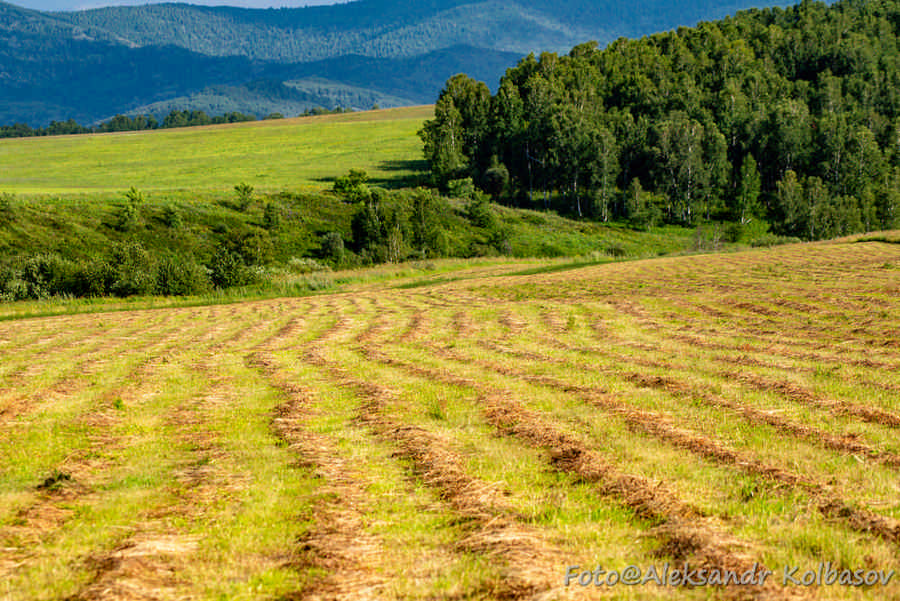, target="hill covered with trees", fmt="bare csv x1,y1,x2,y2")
0,0,789,125
421,0,900,240
56,0,791,61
